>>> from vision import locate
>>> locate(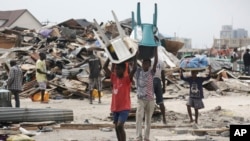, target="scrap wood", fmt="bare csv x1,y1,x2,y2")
191,127,229,132
60,123,177,130
165,77,183,90
163,94,180,99
22,79,37,91
48,80,89,98
155,135,197,141
62,78,87,91
20,121,56,127
19,87,39,98
222,77,250,92
48,80,68,90
223,70,237,79
237,75,250,81
238,75,250,80
0,130,21,135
